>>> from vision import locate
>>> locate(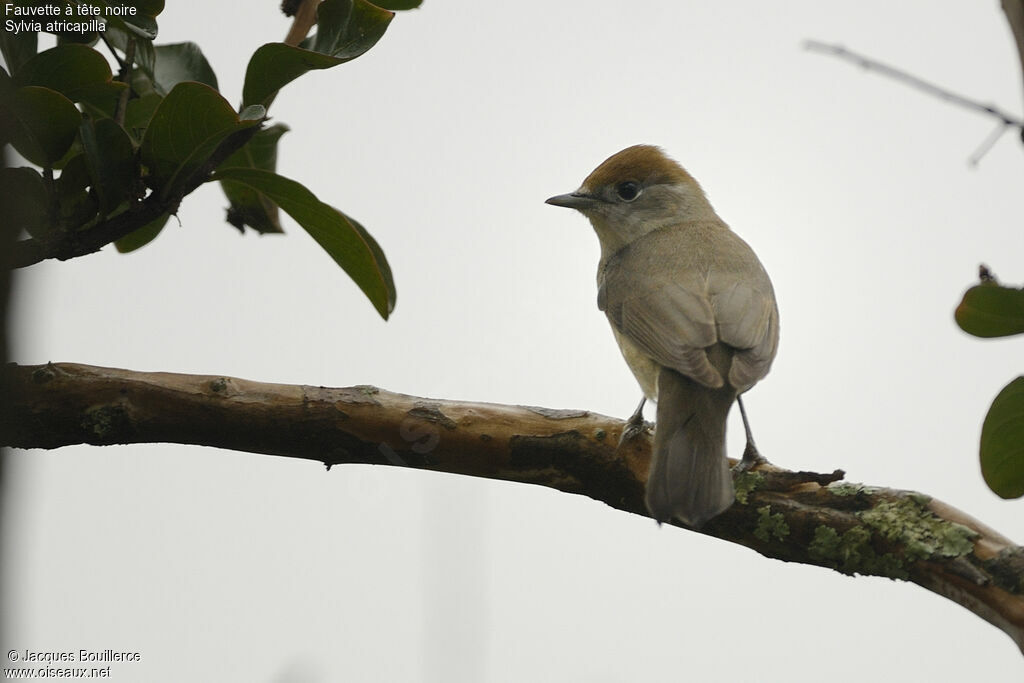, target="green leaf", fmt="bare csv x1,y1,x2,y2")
153,42,218,92
372,0,422,9
55,153,100,231
15,44,126,114
0,22,38,74
103,26,158,96
0,167,48,237
241,44,336,108
0,68,12,148
311,0,393,58
96,0,165,40
981,377,1024,499
212,168,396,319
955,282,1024,338
217,124,289,234
2,85,81,166
48,1,104,44
140,82,263,200
80,116,136,215
241,0,393,108
115,211,170,252
123,92,162,142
